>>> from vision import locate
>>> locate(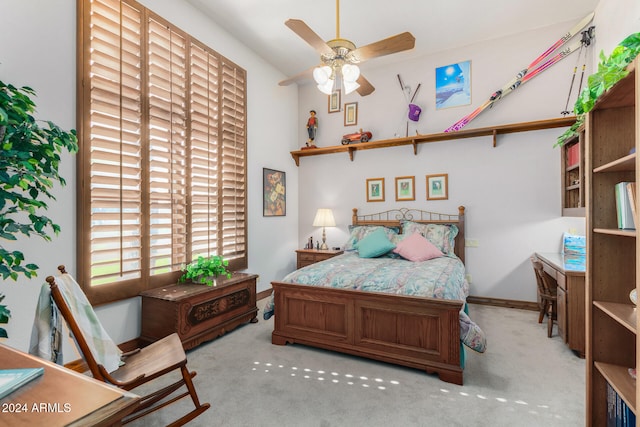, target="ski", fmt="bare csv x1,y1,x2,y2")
444,12,594,133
